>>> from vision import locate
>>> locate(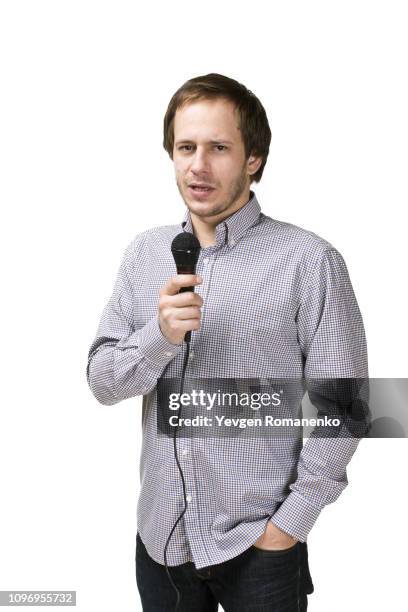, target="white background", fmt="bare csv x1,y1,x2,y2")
1,1,407,610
